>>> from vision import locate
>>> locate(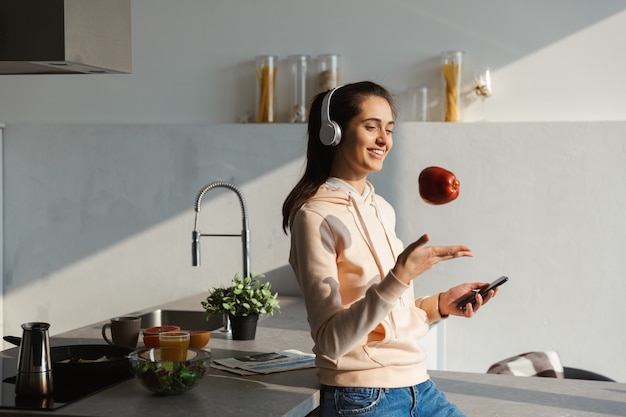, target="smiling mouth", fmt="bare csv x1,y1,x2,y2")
369,148,384,156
